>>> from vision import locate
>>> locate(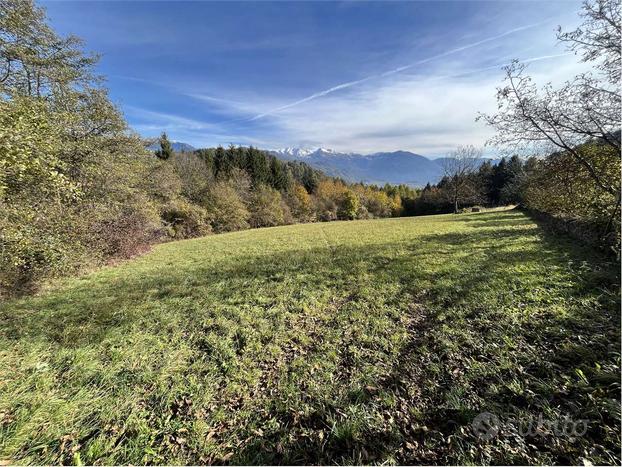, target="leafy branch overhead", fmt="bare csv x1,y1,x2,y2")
478,0,620,197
